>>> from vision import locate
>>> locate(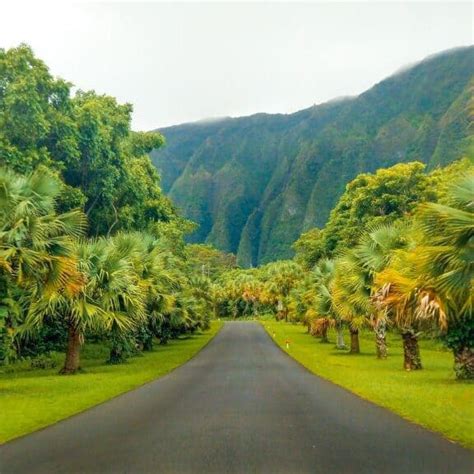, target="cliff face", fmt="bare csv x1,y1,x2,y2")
151,46,474,265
